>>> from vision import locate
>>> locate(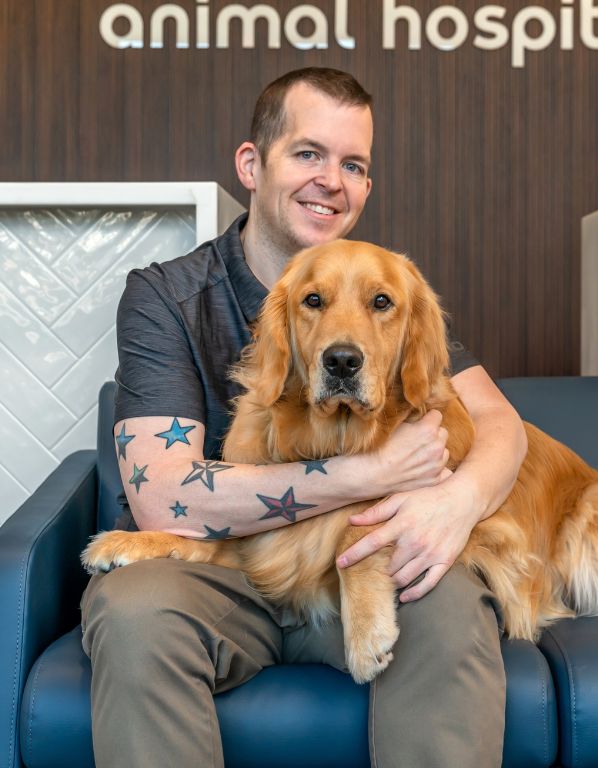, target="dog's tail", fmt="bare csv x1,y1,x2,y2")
557,481,598,616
